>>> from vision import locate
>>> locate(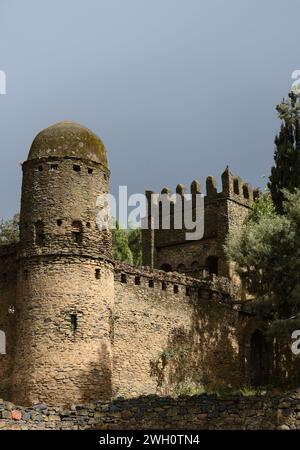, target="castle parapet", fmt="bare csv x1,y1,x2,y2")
221,166,257,205
114,261,240,302
145,168,259,222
